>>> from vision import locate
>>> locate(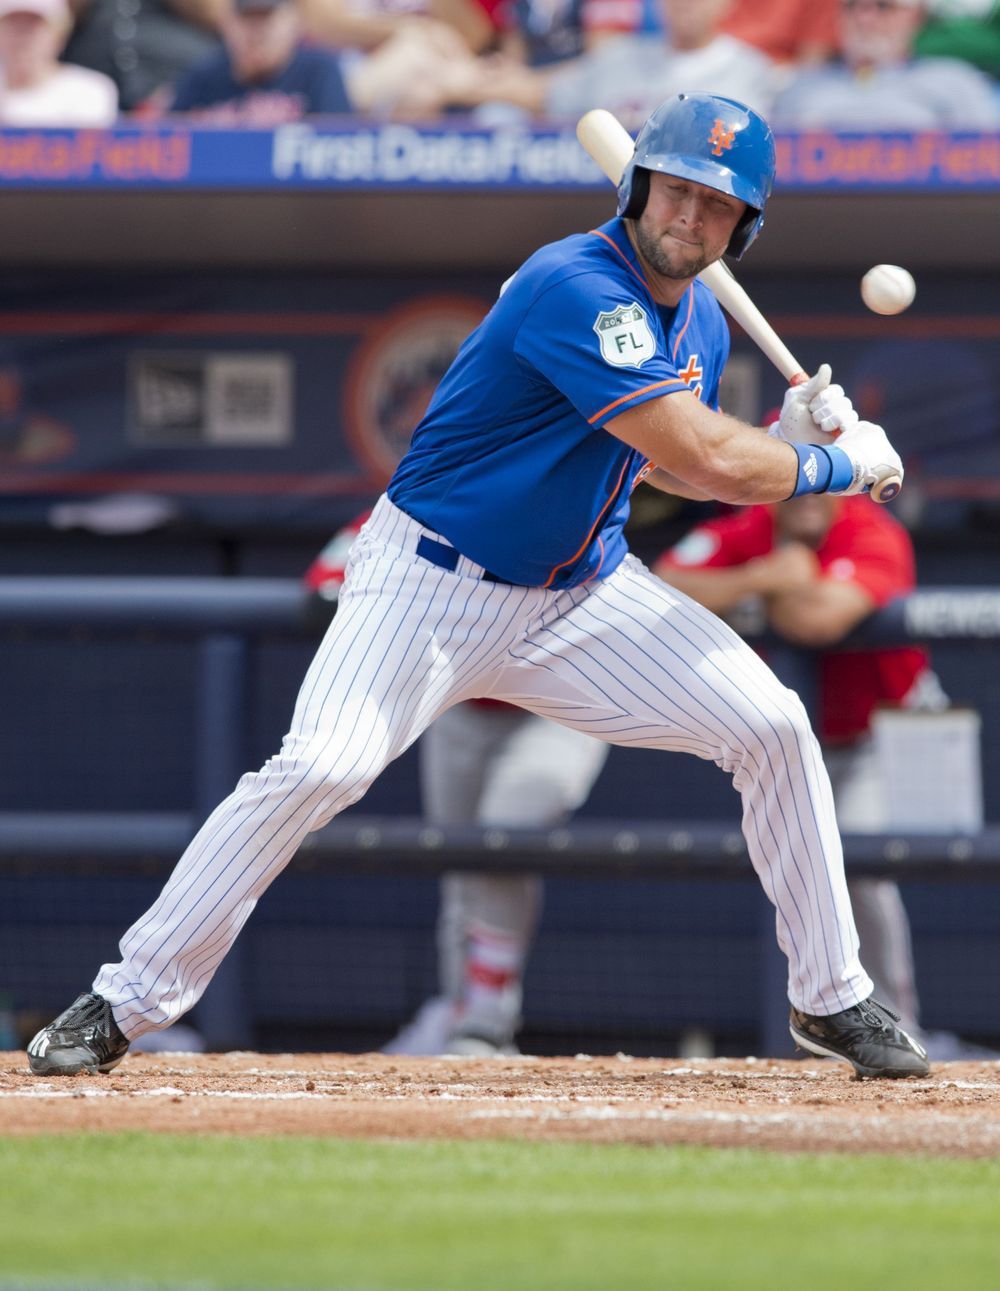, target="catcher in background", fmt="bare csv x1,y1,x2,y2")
305,515,610,1056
